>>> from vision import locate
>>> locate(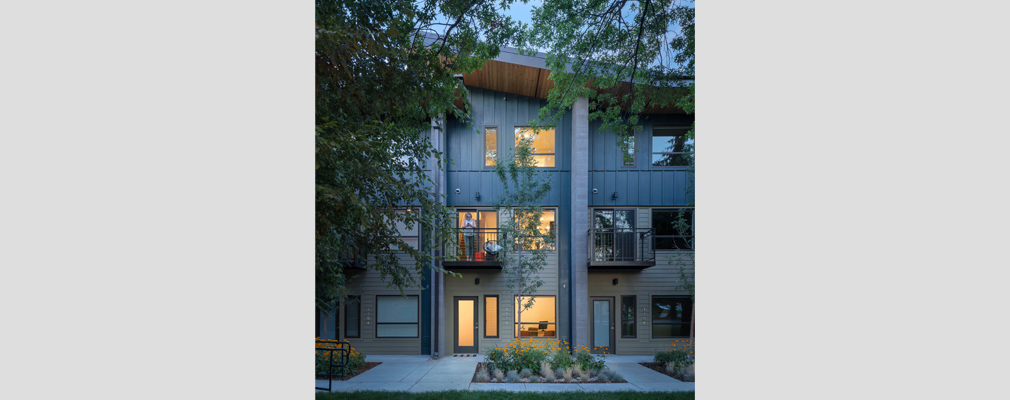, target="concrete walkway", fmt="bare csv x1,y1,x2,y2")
316,355,695,393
